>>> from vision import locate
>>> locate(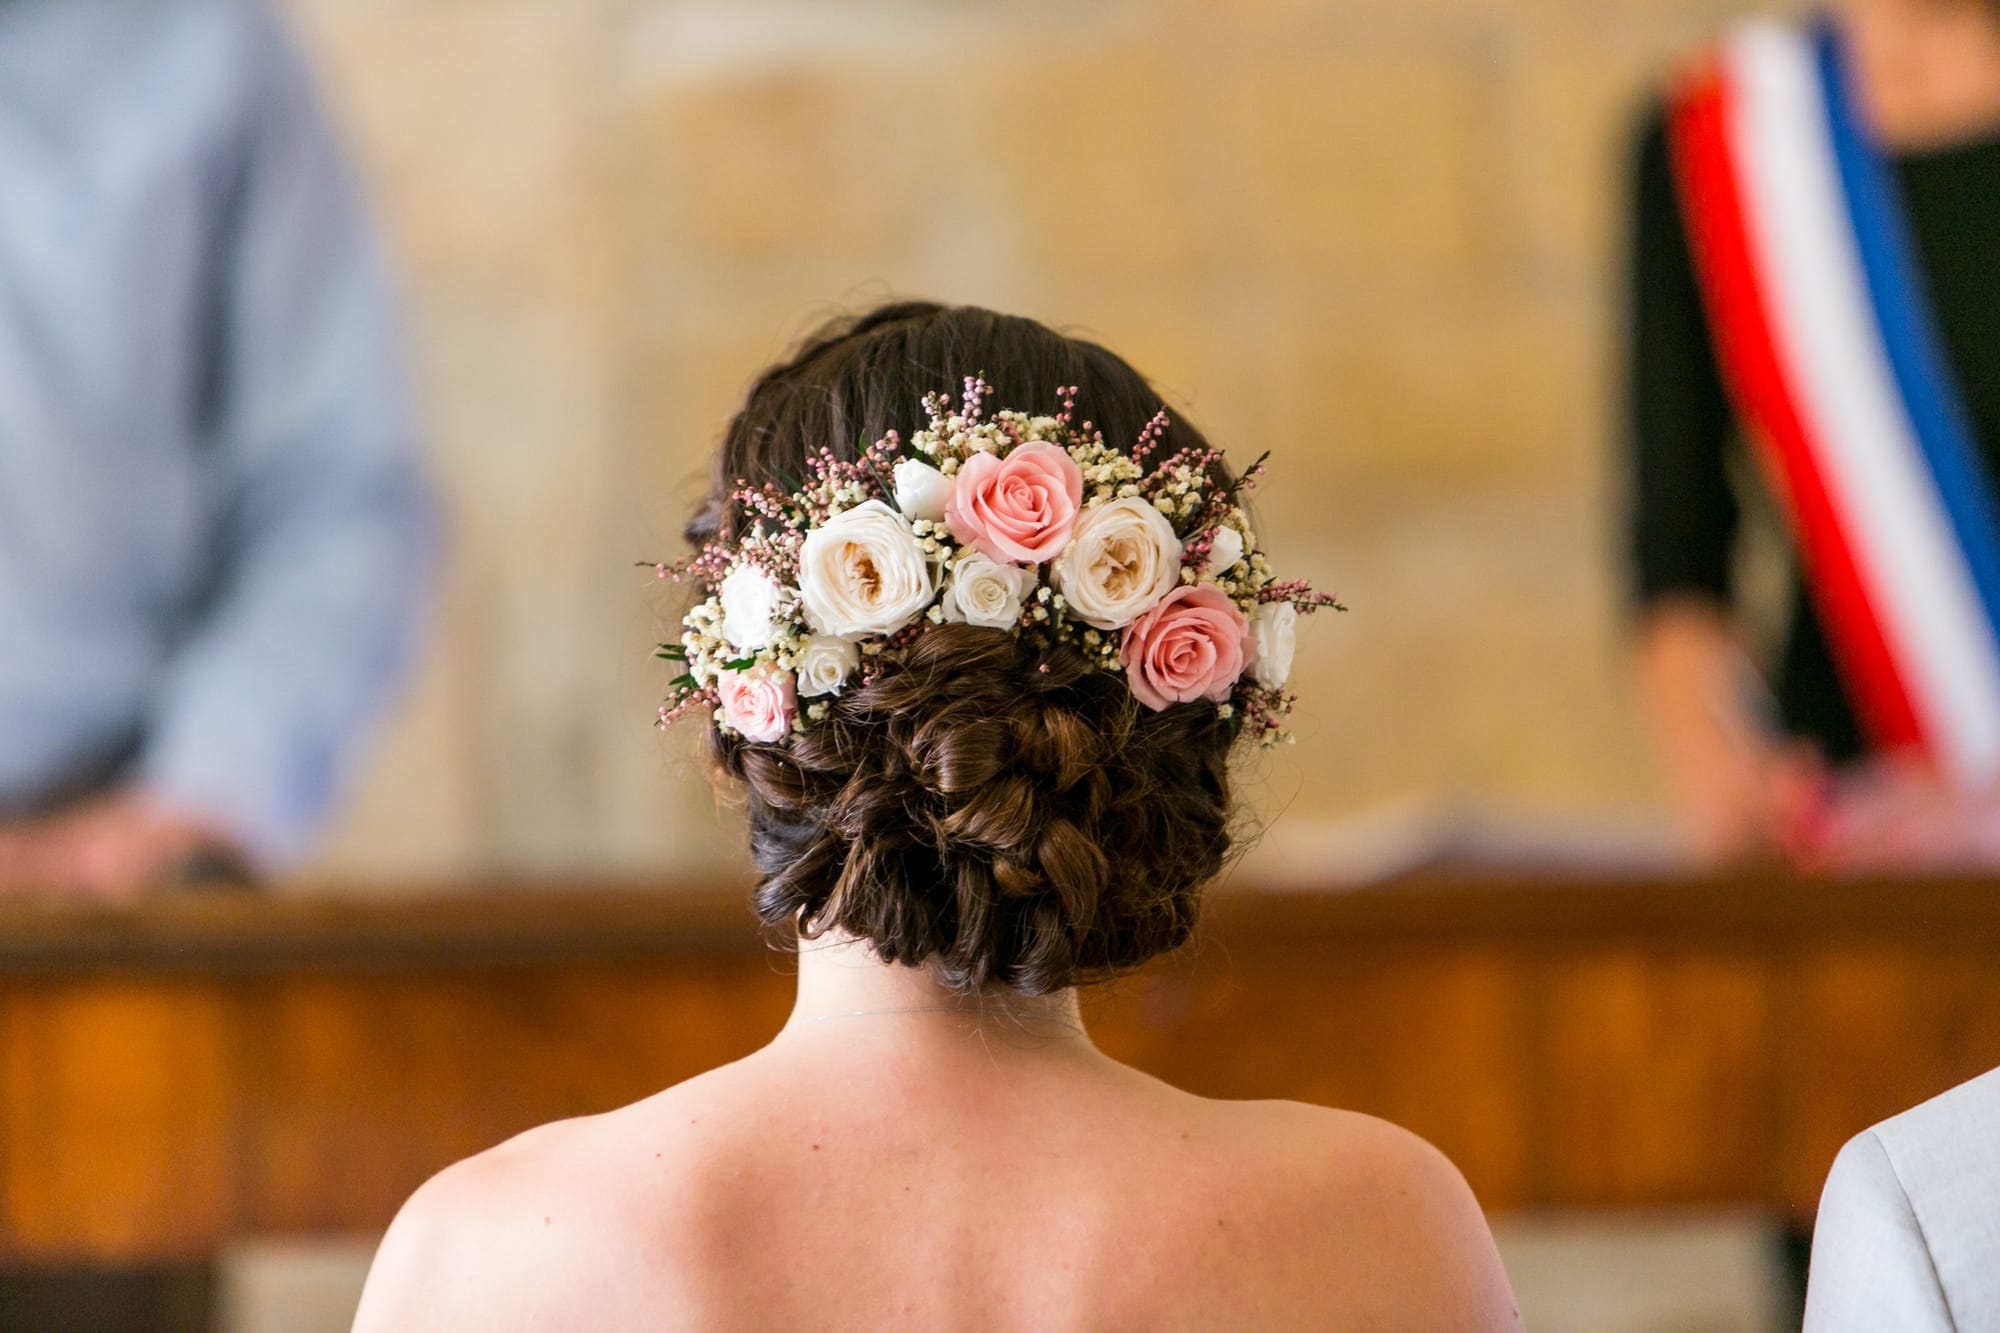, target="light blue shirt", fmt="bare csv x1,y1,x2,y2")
0,0,430,864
